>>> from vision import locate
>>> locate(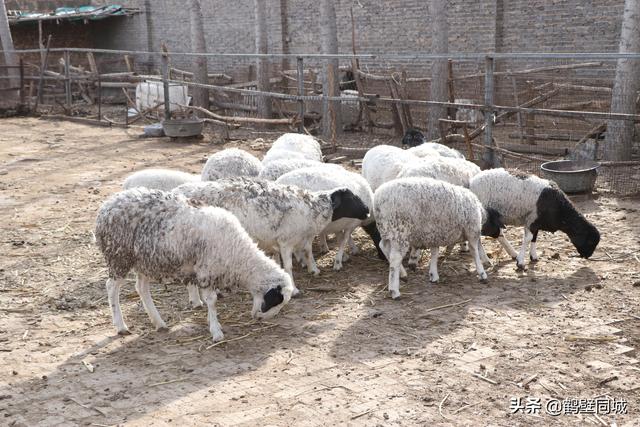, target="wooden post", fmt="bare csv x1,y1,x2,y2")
296,56,305,133
64,50,72,113
387,80,403,136
399,70,414,129
124,55,134,72
511,76,525,142
482,56,499,168
525,81,536,144
19,57,24,107
97,72,102,121
161,44,171,121
35,35,52,111
447,59,455,119
38,20,45,67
